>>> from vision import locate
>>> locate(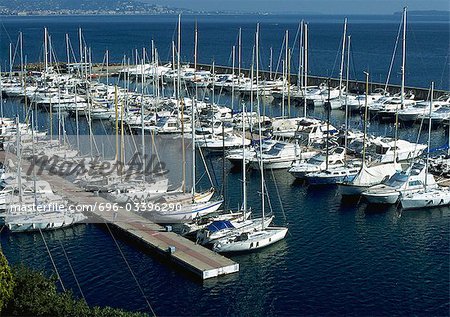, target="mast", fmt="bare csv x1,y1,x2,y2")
281,57,285,117
65,33,70,67
75,84,80,150
31,112,37,206
106,49,109,87
194,20,198,101
238,28,242,85
177,14,186,192
394,7,407,162
339,18,347,100
155,48,160,104
115,85,119,161
250,48,254,132
49,33,53,68
401,7,407,109
344,35,351,157
298,20,304,92
303,23,308,117
255,23,265,228
23,53,28,127
288,47,291,118
16,117,22,205
231,45,235,113
212,61,215,105
9,42,12,81
0,65,3,117
141,47,146,177
84,46,88,81
151,40,156,98
78,28,83,78
19,32,24,85
192,21,198,198
425,82,433,190
285,30,290,118
269,46,273,80
171,41,176,72
326,79,330,170
88,47,92,79
44,28,48,77
43,28,52,140
362,72,369,167
242,100,247,214
192,96,196,199
120,86,125,165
